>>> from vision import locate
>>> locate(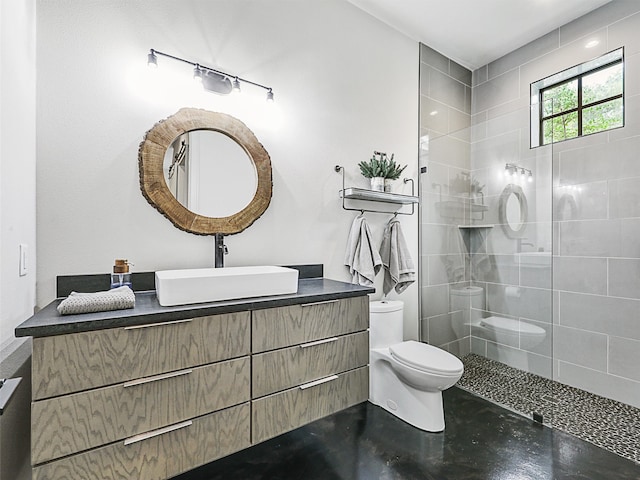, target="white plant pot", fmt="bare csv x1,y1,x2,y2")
384,179,393,192
370,177,385,192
